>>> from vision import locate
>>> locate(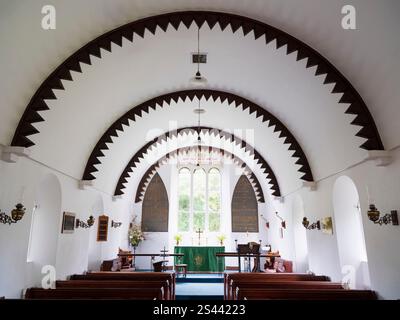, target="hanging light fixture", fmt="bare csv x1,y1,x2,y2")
190,26,208,86
194,98,206,166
